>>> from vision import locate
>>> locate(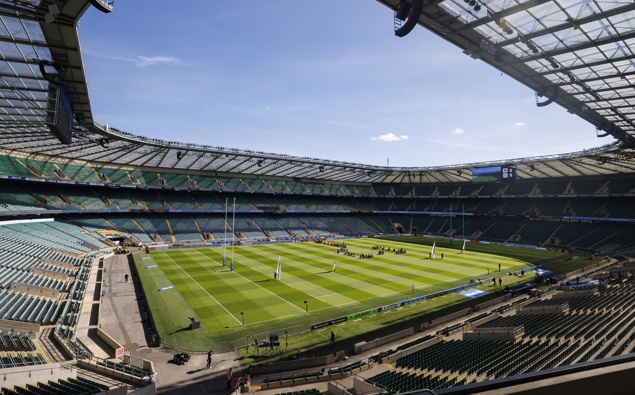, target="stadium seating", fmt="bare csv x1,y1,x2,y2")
0,156,630,253
1,377,110,394
263,369,323,384
274,389,321,395
359,271,635,393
